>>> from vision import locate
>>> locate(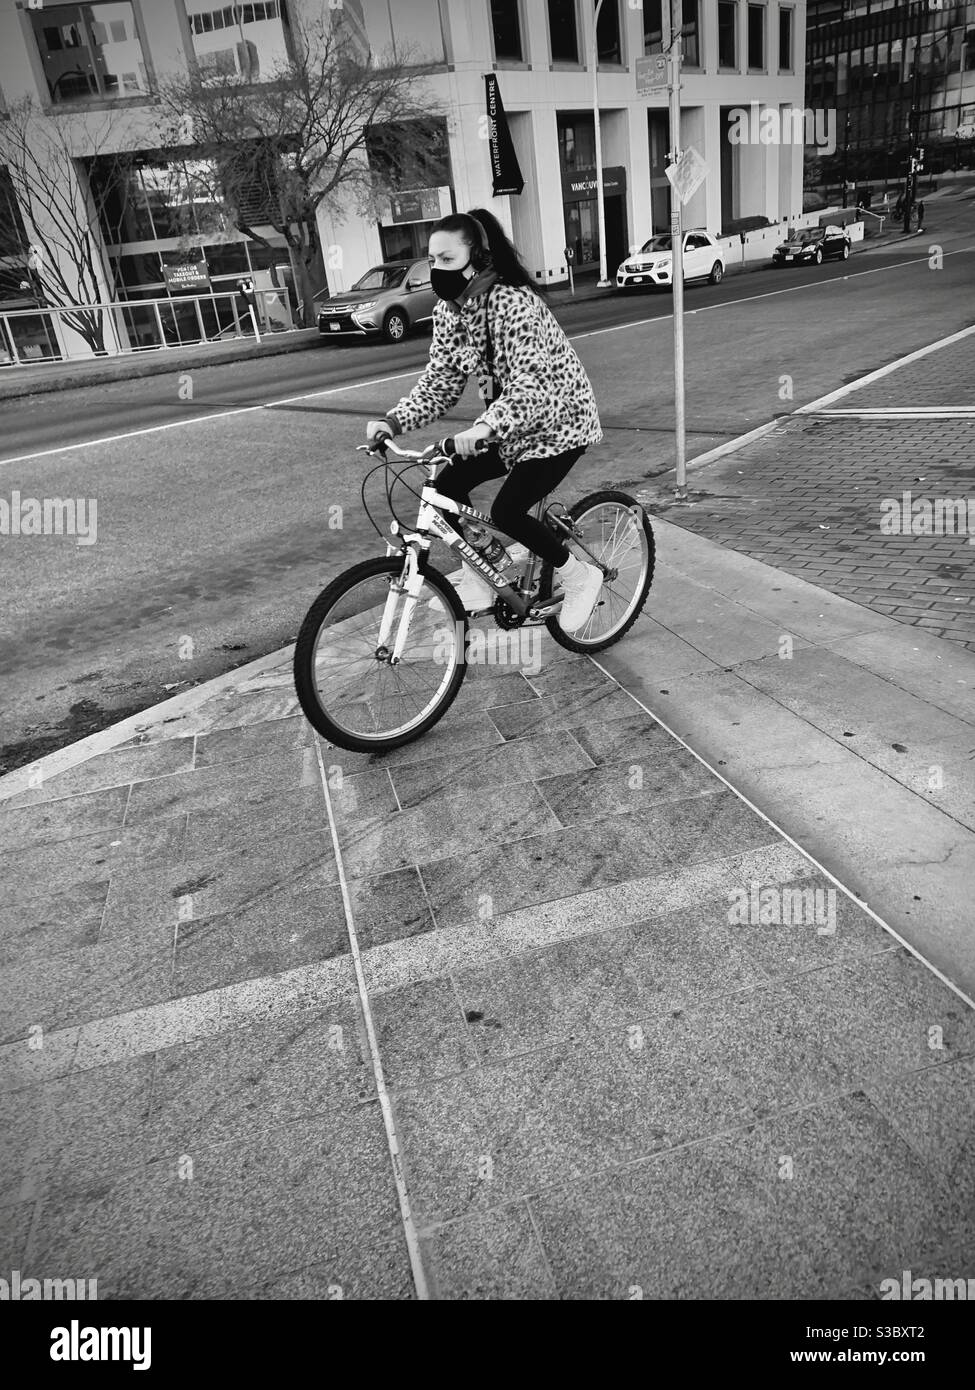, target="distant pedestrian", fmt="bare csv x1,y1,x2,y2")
893,194,904,219
916,200,925,231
